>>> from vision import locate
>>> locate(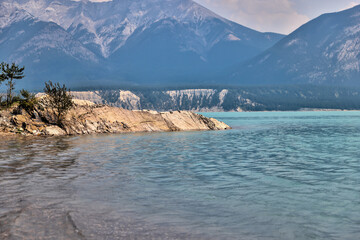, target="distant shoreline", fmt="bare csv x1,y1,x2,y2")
61,88,360,113
199,109,360,113
255,109,360,113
